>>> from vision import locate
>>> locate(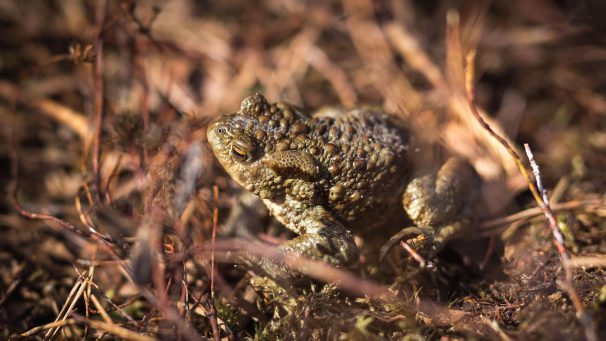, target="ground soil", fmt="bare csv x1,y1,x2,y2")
0,0,605,339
